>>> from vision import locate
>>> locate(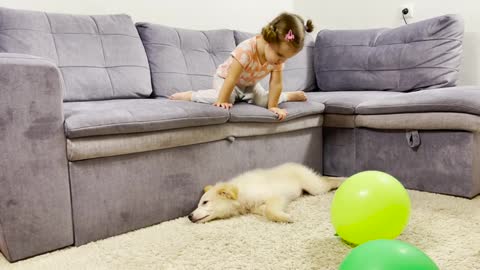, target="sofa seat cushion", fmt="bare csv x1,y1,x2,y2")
66,115,323,161
355,112,480,132
307,91,403,114
228,101,325,123
64,98,229,138
356,86,480,115
0,7,152,101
